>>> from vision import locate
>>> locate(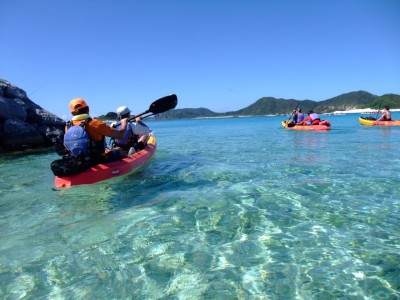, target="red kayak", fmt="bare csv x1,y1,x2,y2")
282,120,331,131
55,135,157,188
